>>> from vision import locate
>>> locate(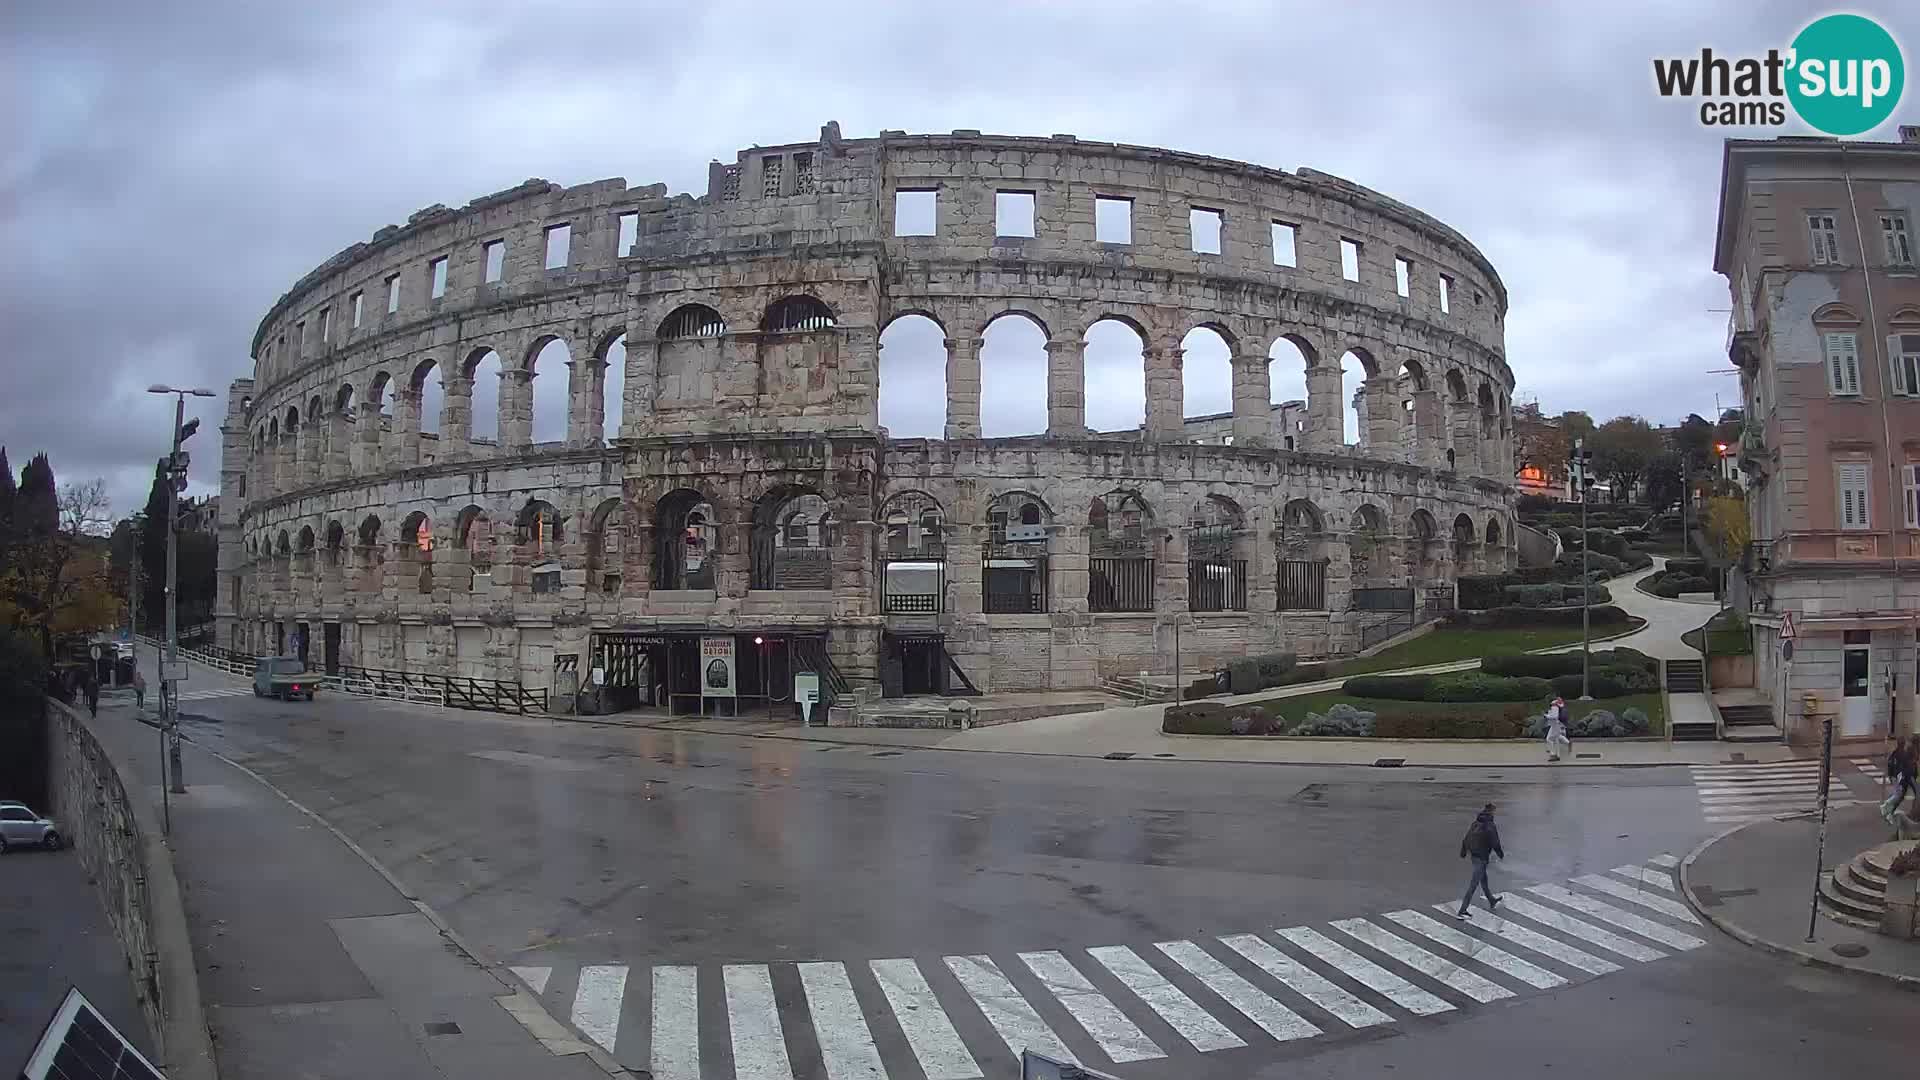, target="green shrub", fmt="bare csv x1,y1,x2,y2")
1584,529,1630,559
1584,584,1613,604
1342,674,1437,700
1504,583,1565,608
1457,574,1510,611
1482,652,1582,678
1593,647,1658,673
1448,605,1632,629
1184,674,1226,700
1162,702,1233,735
1223,651,1303,694
1620,707,1650,734
1426,673,1555,702
1290,703,1376,737
1374,706,1529,739
1227,705,1280,736
1549,672,1628,699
